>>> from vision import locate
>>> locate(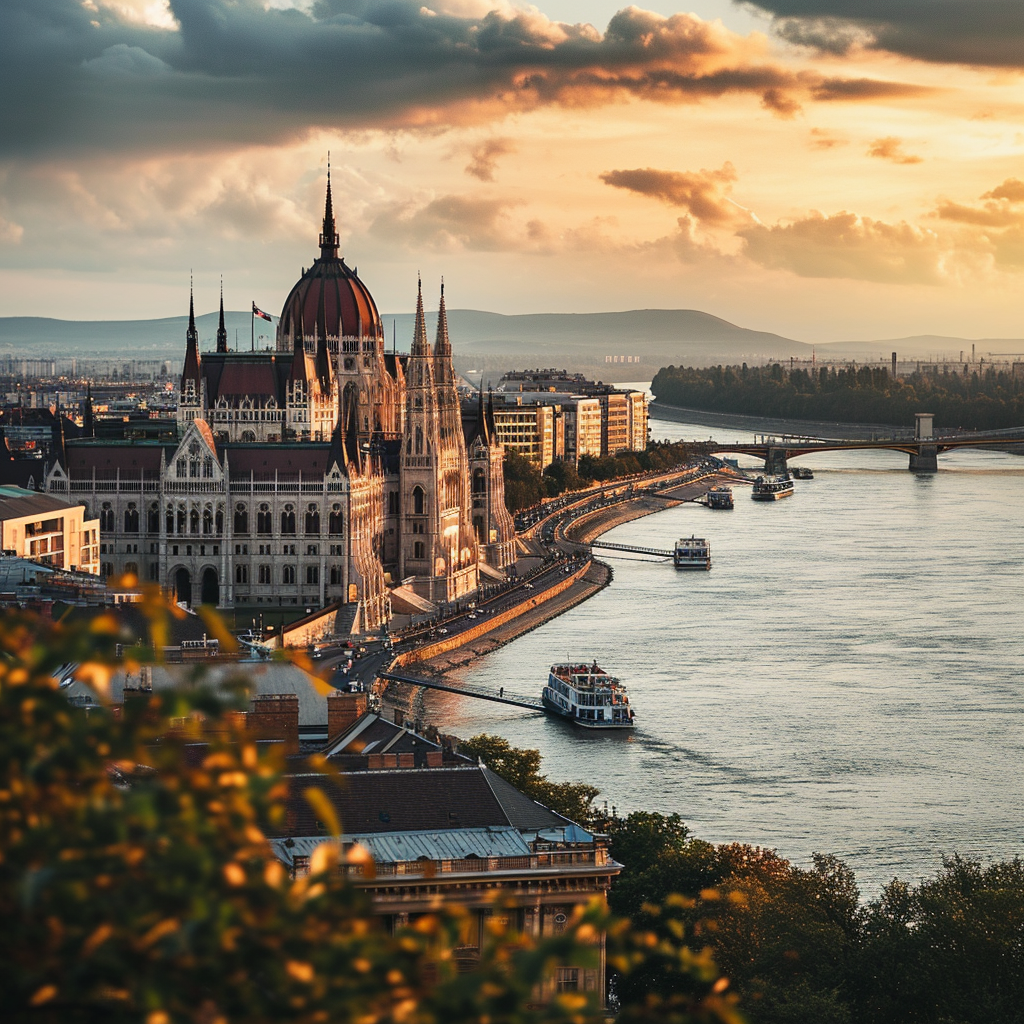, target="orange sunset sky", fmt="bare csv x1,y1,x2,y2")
1,0,1022,342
